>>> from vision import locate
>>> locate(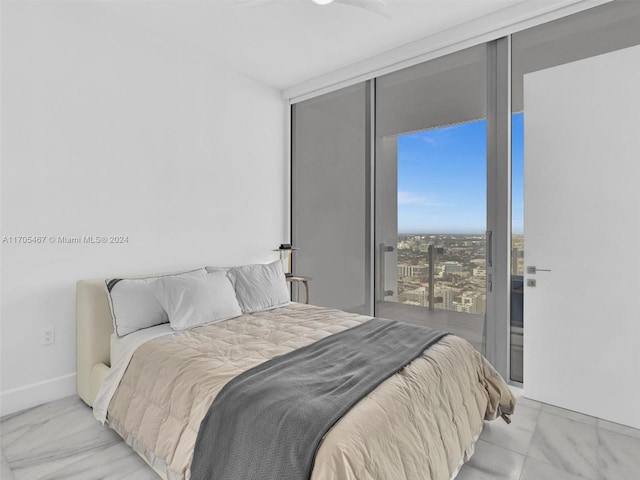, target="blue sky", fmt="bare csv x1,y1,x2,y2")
397,113,524,234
